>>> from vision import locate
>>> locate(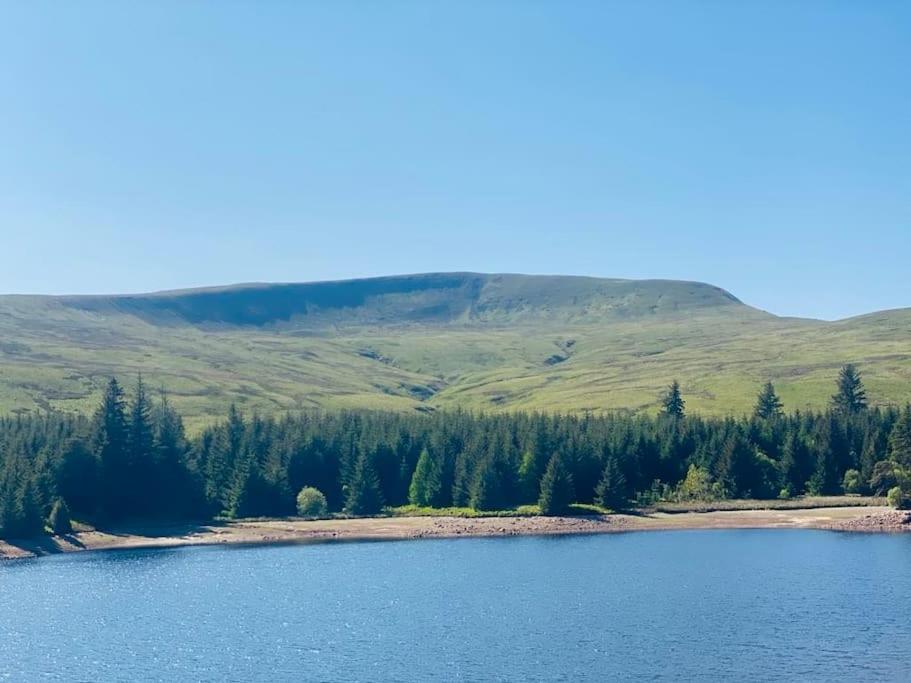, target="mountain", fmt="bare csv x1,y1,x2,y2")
51,272,747,327
0,272,908,429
